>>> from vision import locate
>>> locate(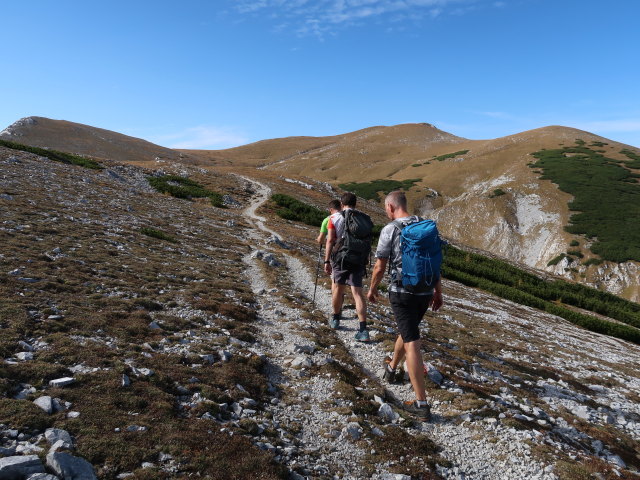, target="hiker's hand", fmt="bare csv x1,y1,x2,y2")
367,288,378,304
324,263,332,275
430,291,443,312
